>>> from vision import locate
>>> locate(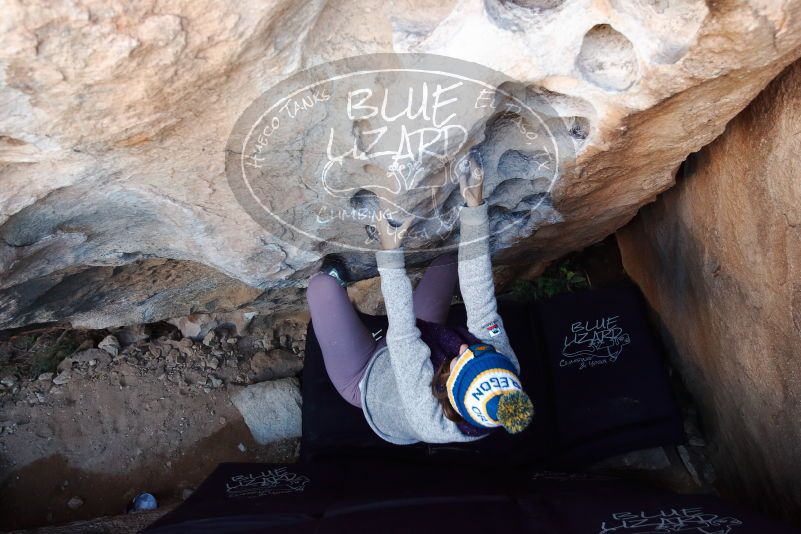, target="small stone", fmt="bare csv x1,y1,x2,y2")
113,324,150,345
202,331,216,347
65,349,112,370
38,372,54,381
98,335,121,357
207,358,219,370
226,337,237,345
35,392,46,403
217,329,231,343
1,376,17,388
231,378,303,444
52,370,71,386
209,377,223,388
237,443,247,453
67,496,84,510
